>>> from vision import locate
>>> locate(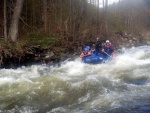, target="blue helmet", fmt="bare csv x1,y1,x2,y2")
84,48,88,51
